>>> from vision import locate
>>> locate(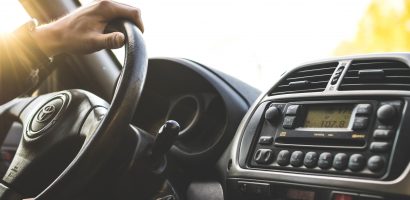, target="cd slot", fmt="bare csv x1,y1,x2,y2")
275,137,366,148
